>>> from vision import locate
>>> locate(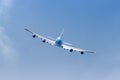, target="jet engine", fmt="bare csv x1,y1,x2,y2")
70,49,73,52
81,51,84,54
32,35,36,38
42,39,46,43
